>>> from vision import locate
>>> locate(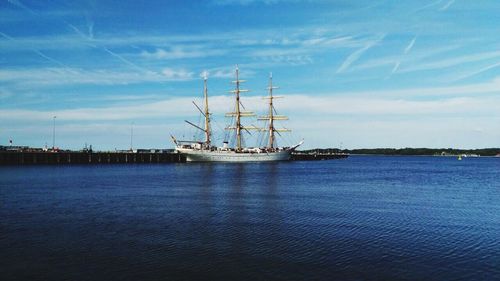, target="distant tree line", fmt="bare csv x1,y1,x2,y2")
300,148,500,156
